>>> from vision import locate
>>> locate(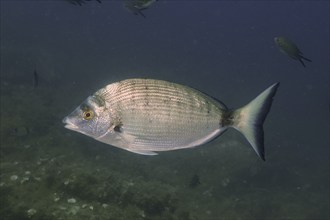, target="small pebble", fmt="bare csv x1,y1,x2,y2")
68,205,80,215
67,198,76,204
10,175,18,181
20,177,29,184
140,210,146,218
59,206,67,210
34,177,41,181
27,208,37,217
